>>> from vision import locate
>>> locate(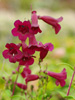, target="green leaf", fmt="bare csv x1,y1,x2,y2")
19,67,24,74
31,91,36,97
57,63,74,71
5,89,12,97
58,91,66,97
11,95,26,100
64,96,74,99
58,91,75,99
